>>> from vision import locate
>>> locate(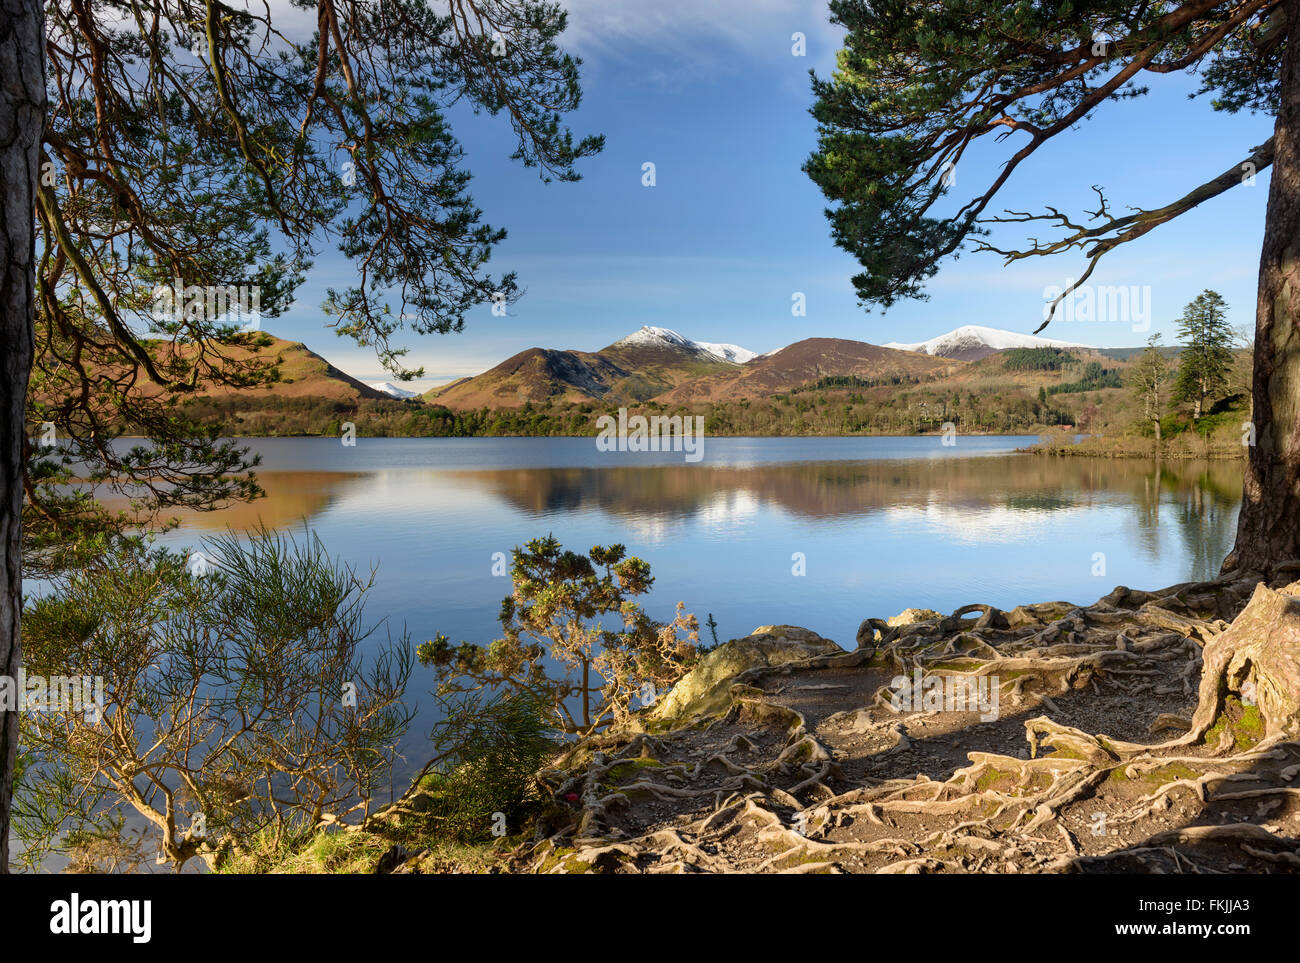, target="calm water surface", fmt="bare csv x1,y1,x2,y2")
34,434,1236,826
158,436,1243,657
